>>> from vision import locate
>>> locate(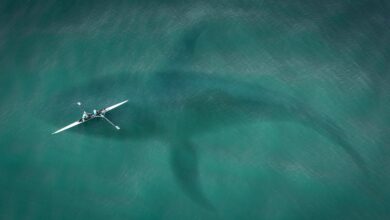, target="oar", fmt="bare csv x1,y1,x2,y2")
99,115,120,130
